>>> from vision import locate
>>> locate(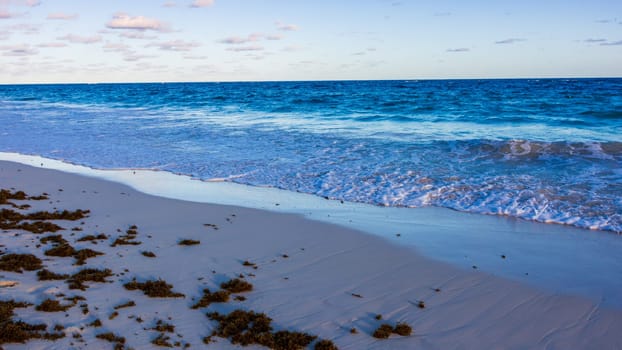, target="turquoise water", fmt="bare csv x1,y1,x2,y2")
0,79,620,232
